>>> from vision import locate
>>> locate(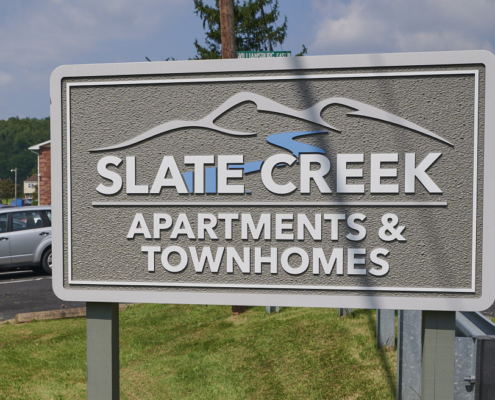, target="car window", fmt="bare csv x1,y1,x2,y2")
41,210,51,227
0,214,7,233
12,211,44,231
